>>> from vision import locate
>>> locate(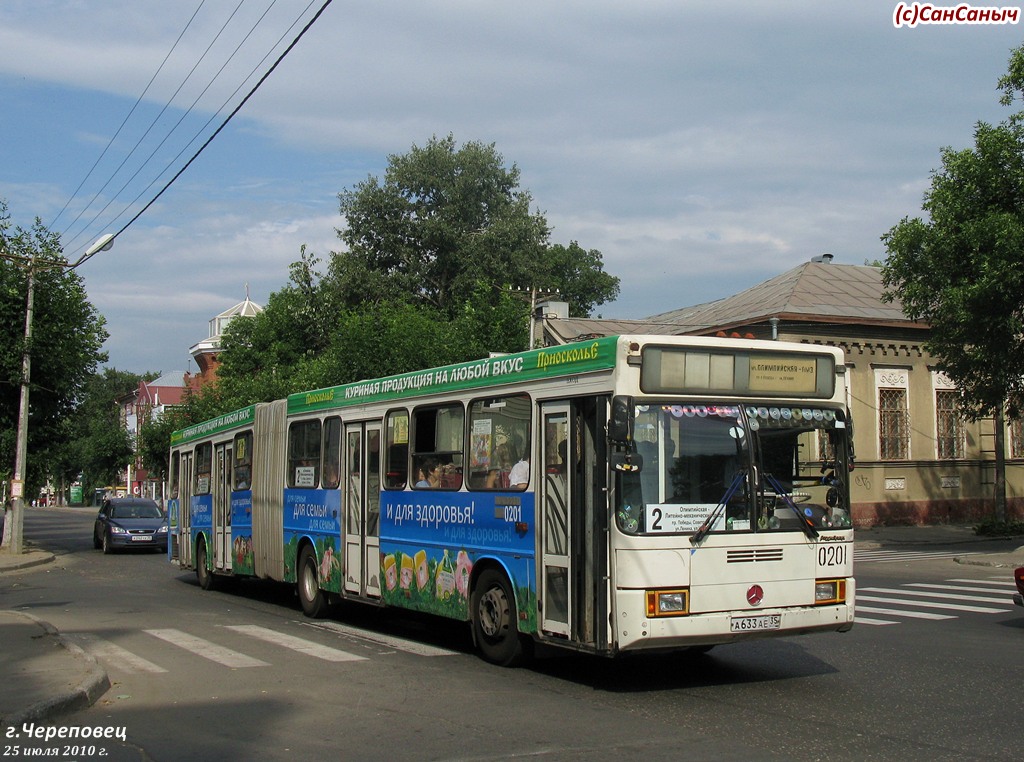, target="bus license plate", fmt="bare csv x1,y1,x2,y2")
131,536,152,542
731,614,781,632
